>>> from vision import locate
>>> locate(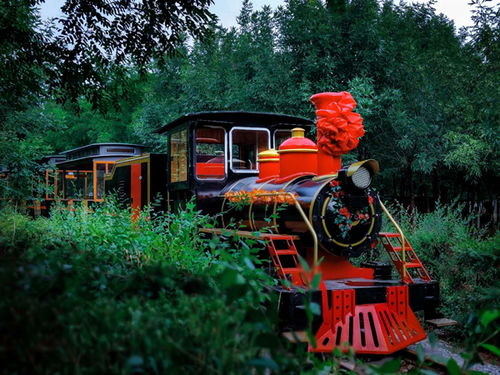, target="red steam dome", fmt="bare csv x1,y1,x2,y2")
278,128,318,180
